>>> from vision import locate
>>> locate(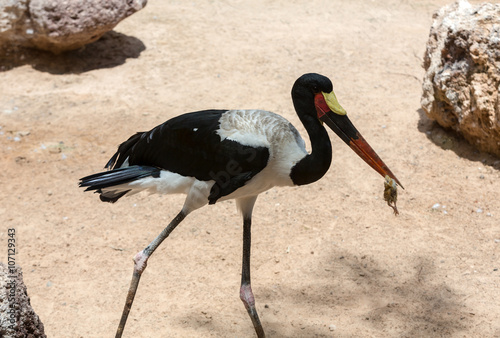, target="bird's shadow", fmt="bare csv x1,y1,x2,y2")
257,250,470,337
0,31,145,74
173,249,471,337
417,108,500,169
